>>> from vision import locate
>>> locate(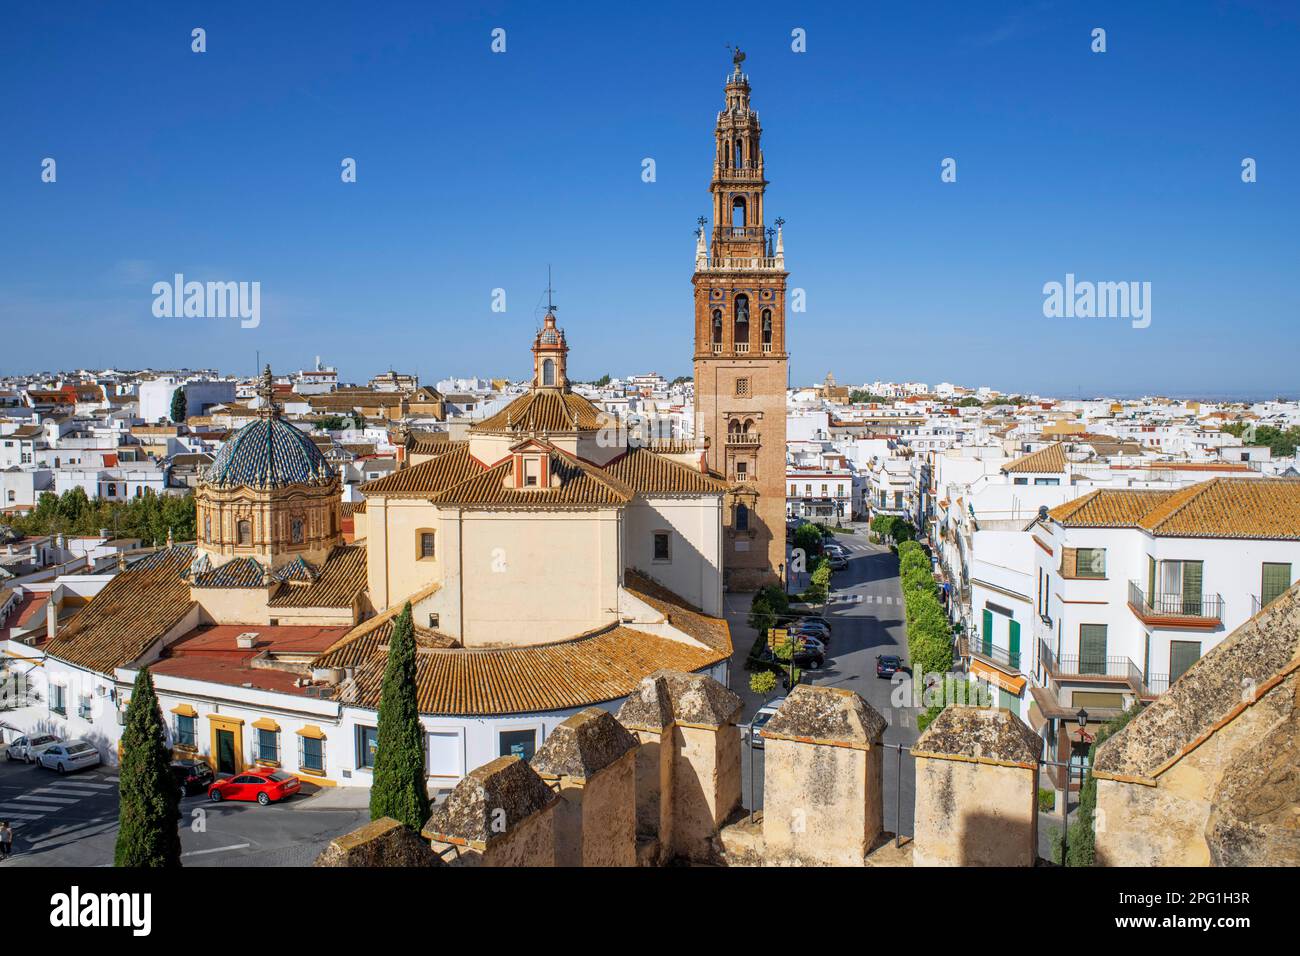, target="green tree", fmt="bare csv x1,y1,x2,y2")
368,603,431,831
114,667,182,867
793,523,823,559
1053,705,1142,866
170,387,187,424
749,669,777,699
